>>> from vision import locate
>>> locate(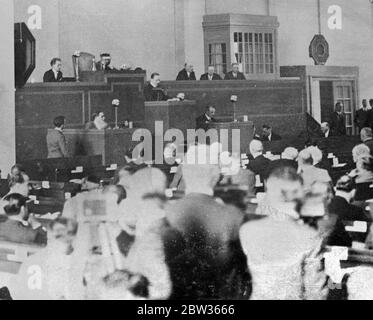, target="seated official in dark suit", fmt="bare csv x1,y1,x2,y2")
196,105,217,130
320,122,335,138
261,124,282,141
176,63,196,81
327,176,370,247
85,112,109,130
200,65,222,81
43,58,63,83
224,63,246,80
95,53,115,71
46,116,68,159
144,73,170,102
247,139,271,181
330,102,347,136
0,193,47,245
